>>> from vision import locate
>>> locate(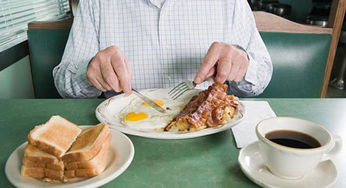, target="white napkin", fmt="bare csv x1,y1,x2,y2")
231,101,276,148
